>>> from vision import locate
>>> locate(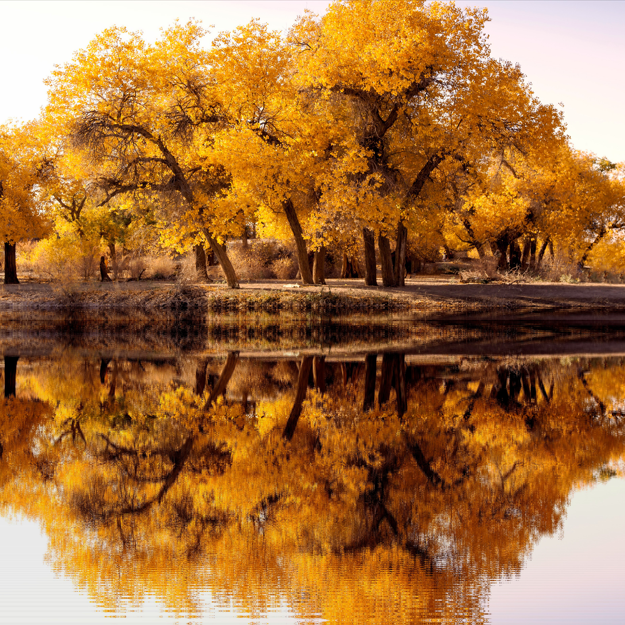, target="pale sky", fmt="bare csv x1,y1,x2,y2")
0,1,623,162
